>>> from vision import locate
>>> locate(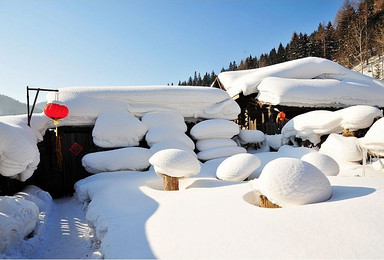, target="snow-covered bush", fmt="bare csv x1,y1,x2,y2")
82,147,152,173
252,158,332,207
92,112,148,148
216,154,261,181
